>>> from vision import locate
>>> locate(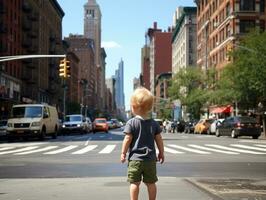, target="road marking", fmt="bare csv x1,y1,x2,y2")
167,144,210,154
0,146,39,155
15,146,59,155
99,145,116,154
254,144,266,148
164,147,184,154
230,144,266,152
0,147,16,151
43,145,78,155
205,144,266,155
84,137,92,146
72,145,98,154
188,144,239,155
